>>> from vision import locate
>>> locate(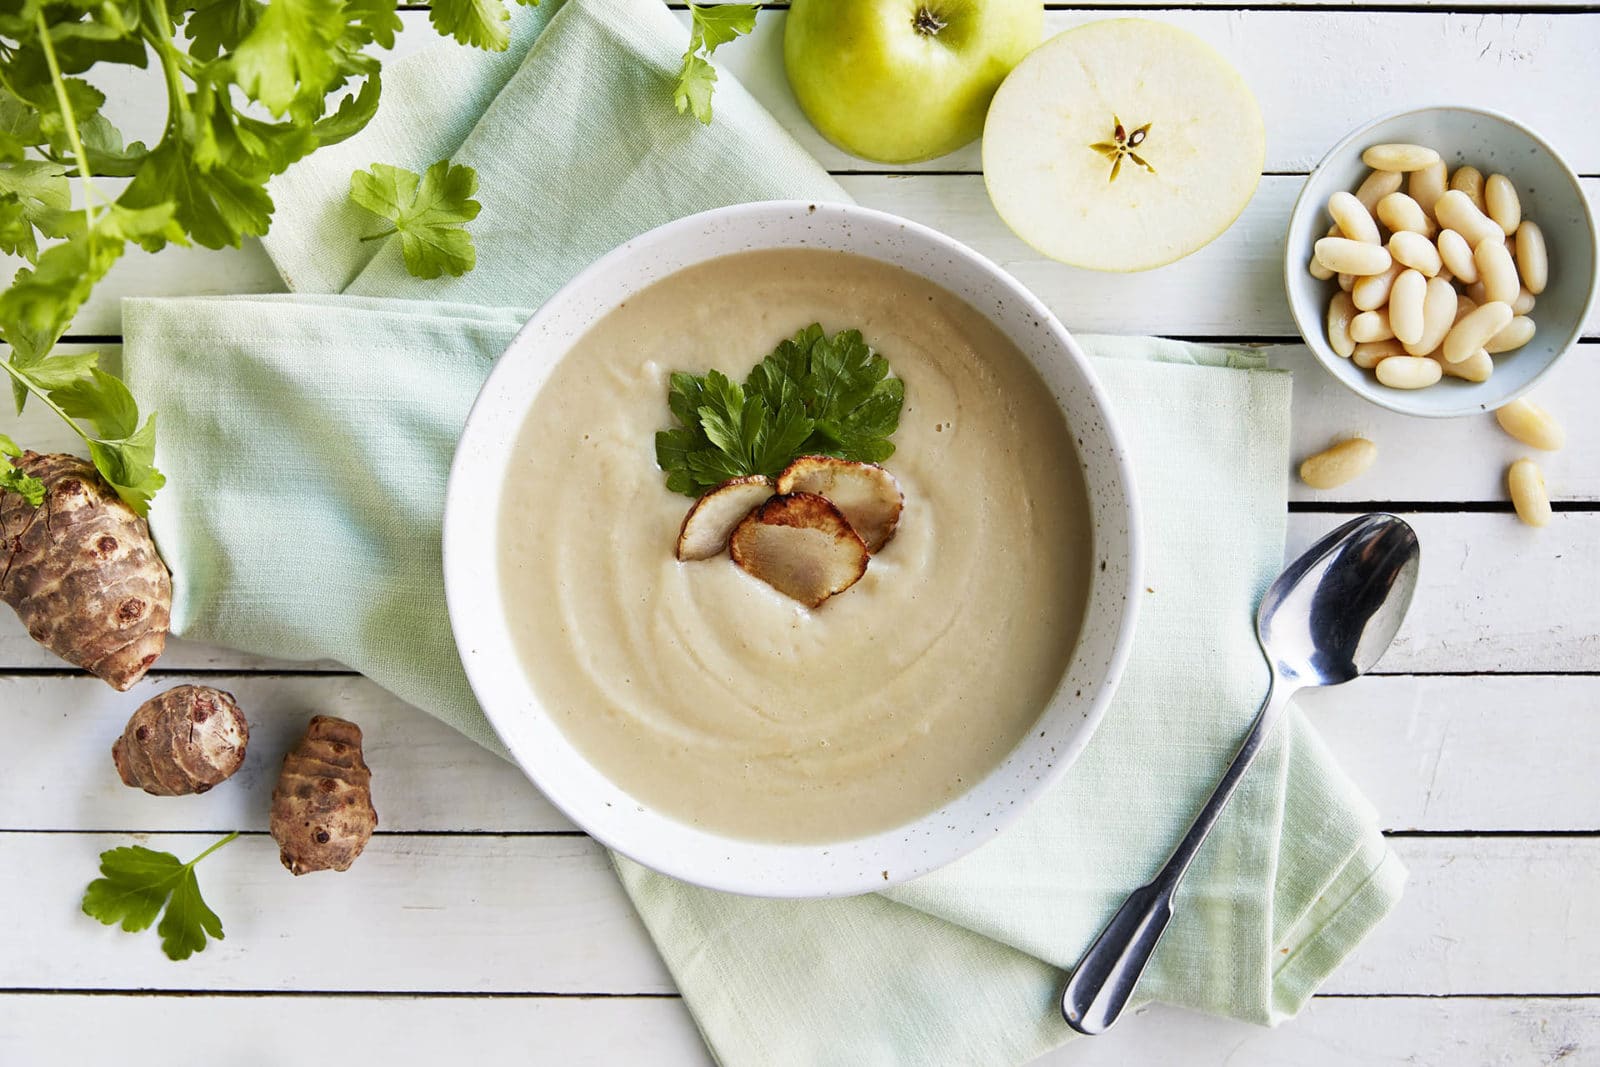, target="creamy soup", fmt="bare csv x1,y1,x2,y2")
498,249,1091,843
